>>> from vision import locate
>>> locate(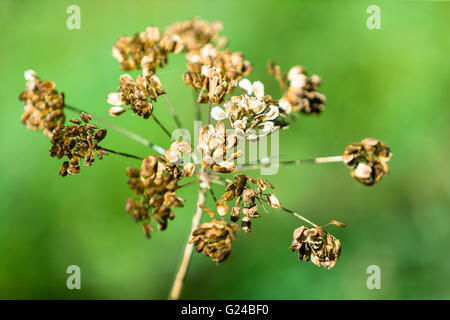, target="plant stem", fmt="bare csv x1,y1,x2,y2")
169,185,207,300
65,105,166,155
208,187,217,202
163,94,184,129
97,146,144,160
279,206,318,228
193,91,202,122
151,114,172,139
207,103,213,125
258,196,318,227
177,179,199,189
235,155,343,171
